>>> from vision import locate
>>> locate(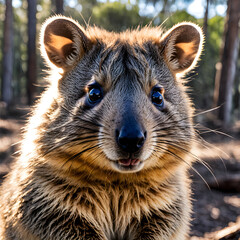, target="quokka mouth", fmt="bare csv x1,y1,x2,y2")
118,158,141,167
110,158,144,172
